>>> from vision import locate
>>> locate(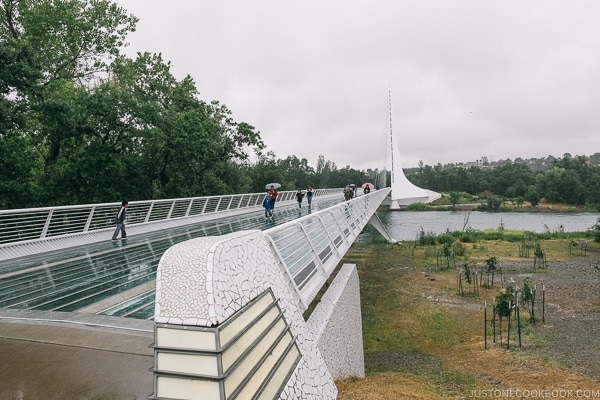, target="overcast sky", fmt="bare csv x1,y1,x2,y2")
114,1,600,170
